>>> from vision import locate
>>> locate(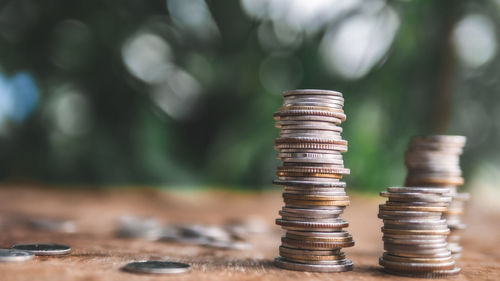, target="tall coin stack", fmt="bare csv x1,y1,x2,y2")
272,89,354,273
404,135,469,259
378,187,461,278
